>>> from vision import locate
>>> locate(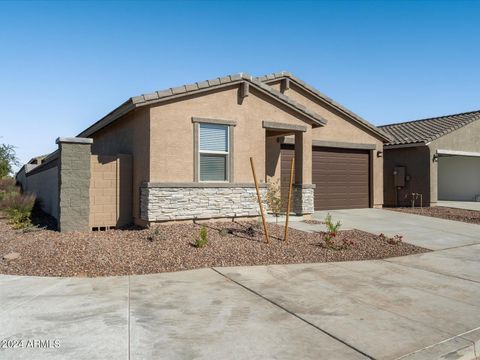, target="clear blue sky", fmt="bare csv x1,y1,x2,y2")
1,0,479,168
